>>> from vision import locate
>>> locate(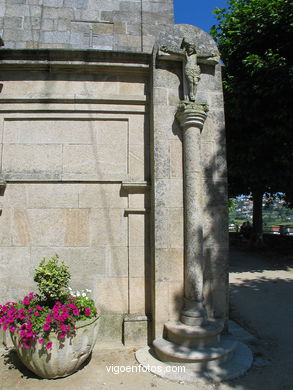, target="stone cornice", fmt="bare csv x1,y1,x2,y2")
0,49,150,74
